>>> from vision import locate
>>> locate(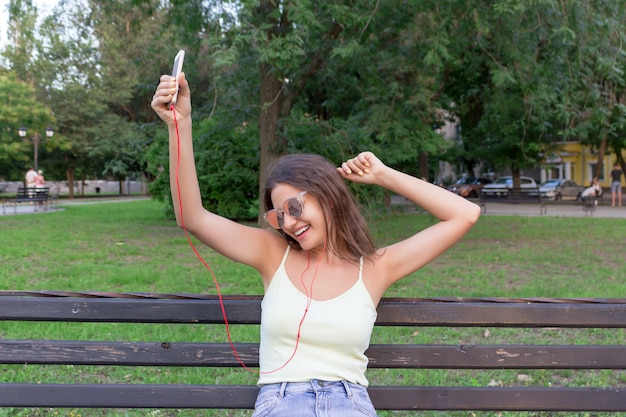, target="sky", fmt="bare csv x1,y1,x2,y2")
0,0,59,49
